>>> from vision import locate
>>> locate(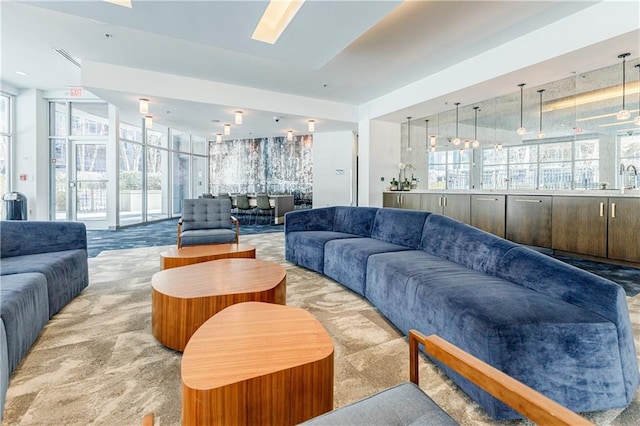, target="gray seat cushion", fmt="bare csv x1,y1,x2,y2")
179,229,237,246
301,382,458,425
